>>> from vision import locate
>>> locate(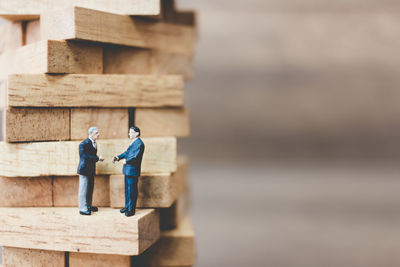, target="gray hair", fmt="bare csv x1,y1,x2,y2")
88,126,98,135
